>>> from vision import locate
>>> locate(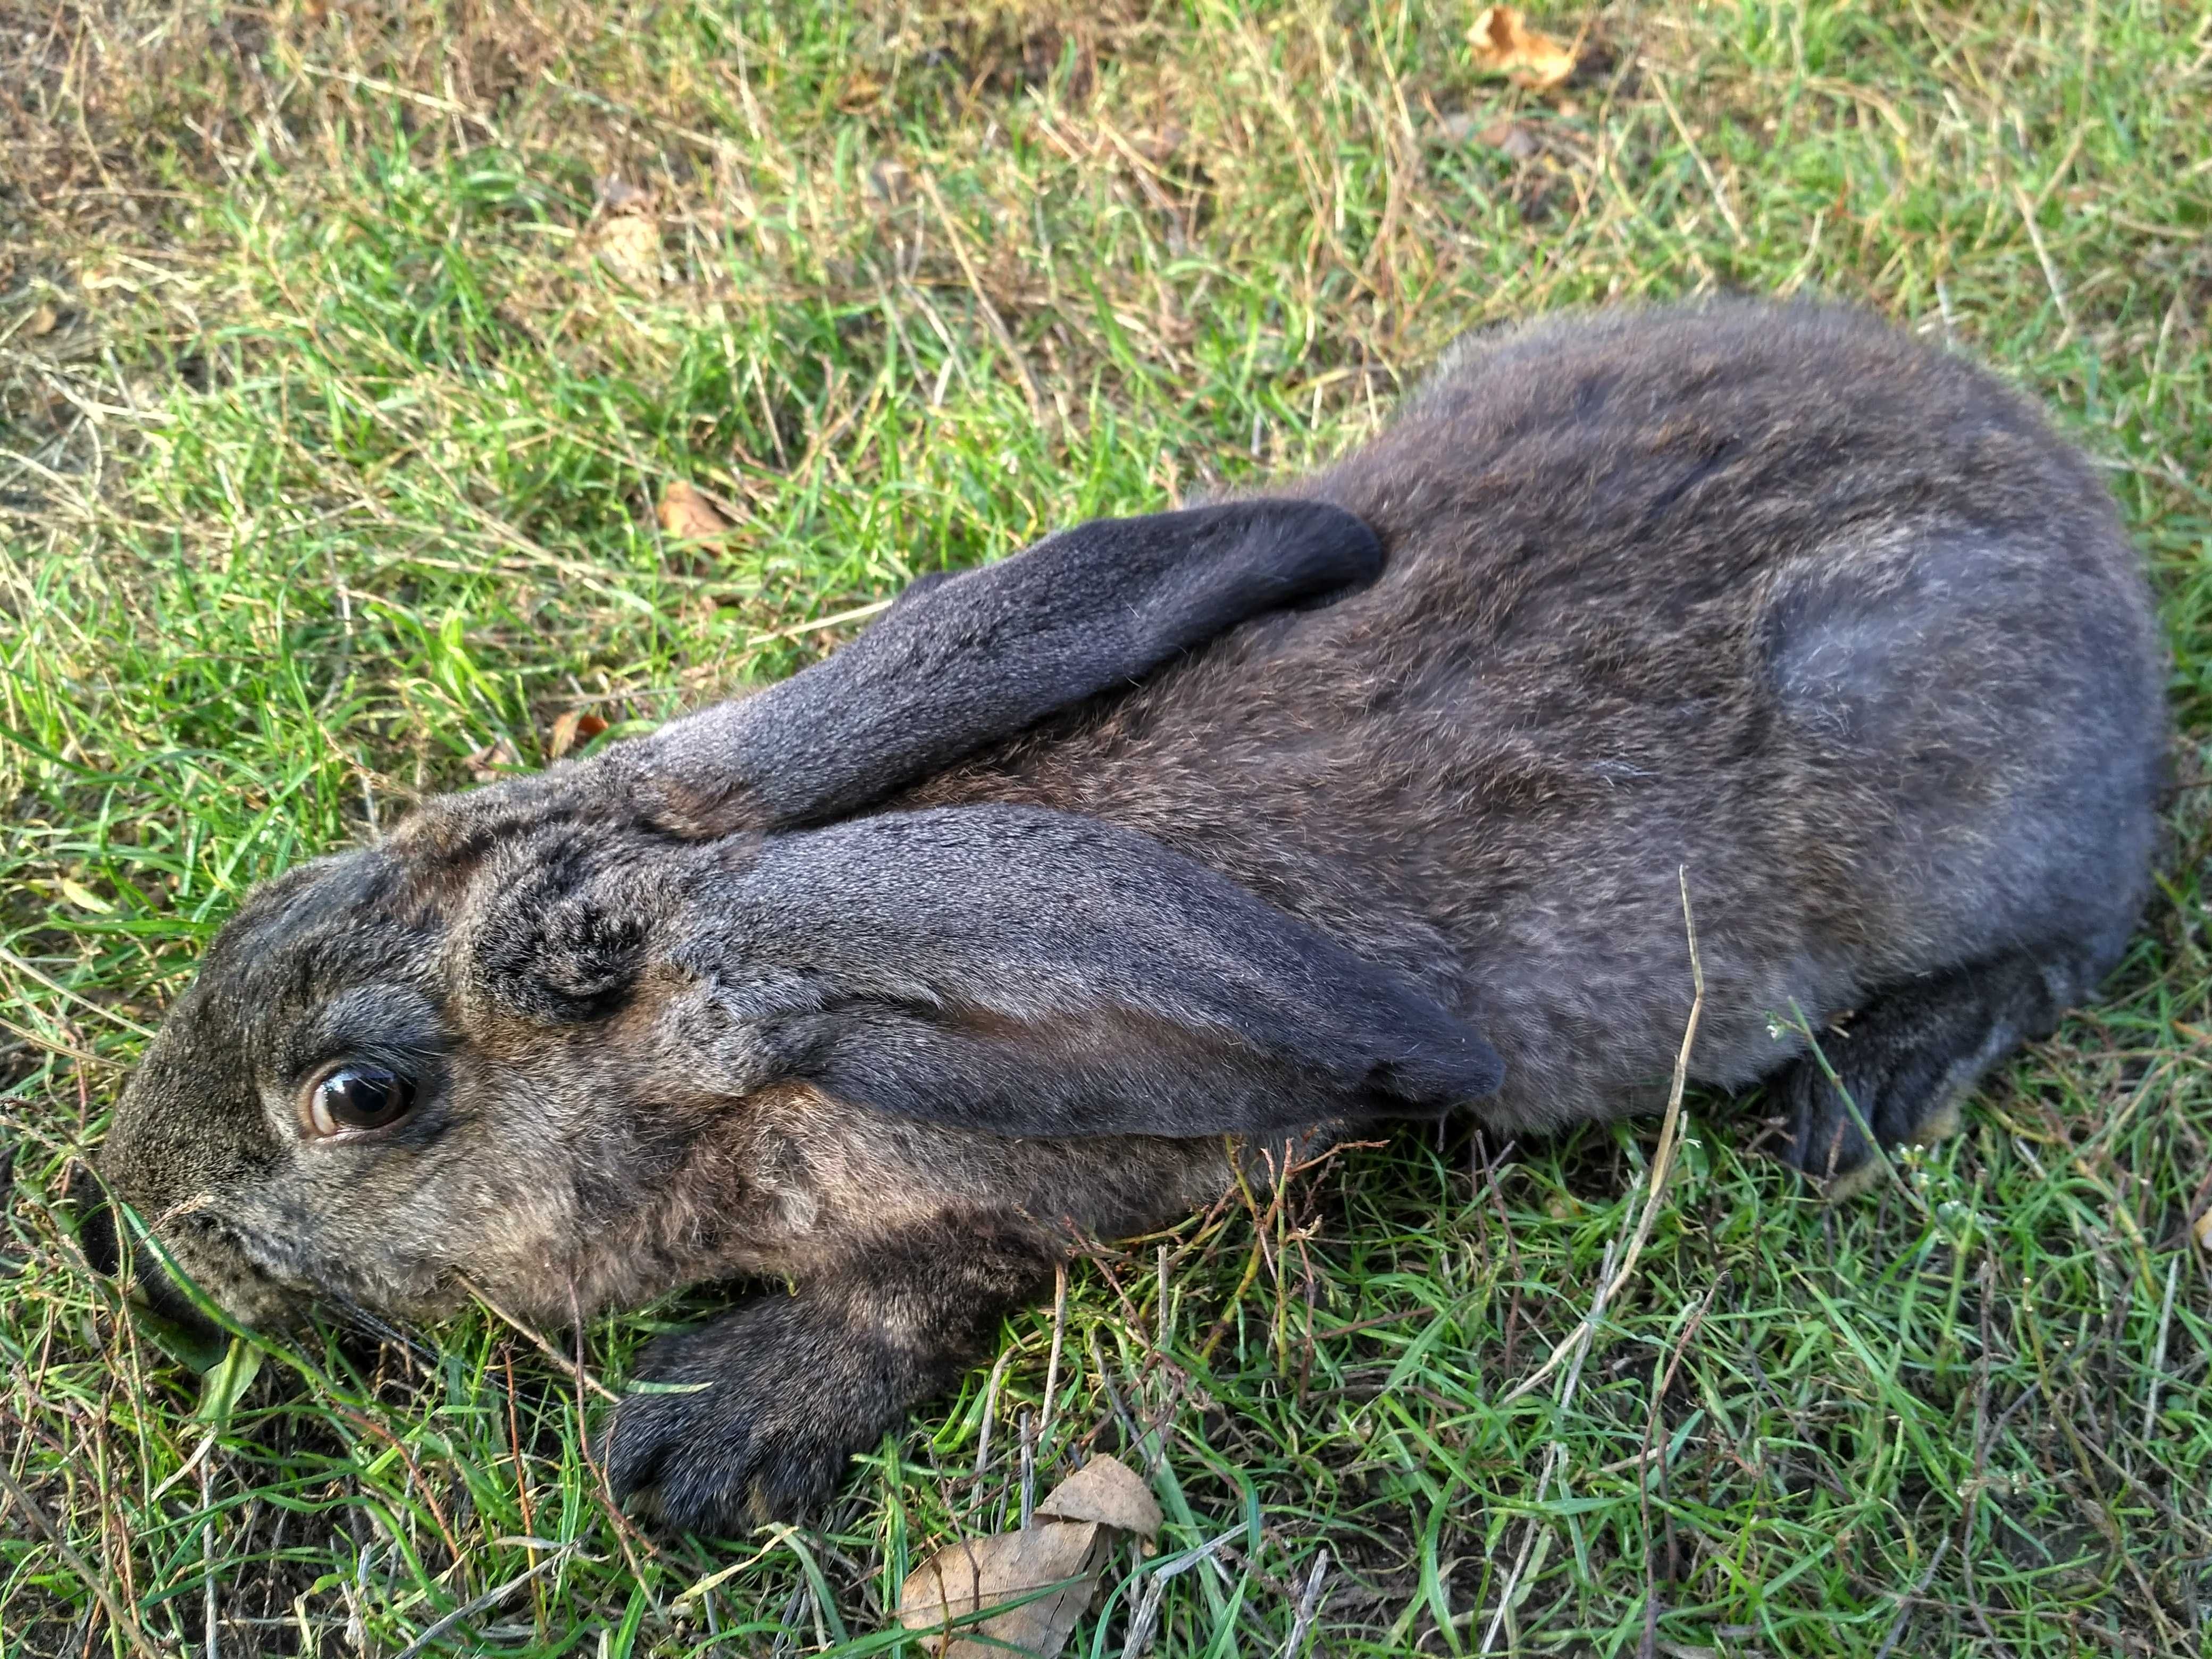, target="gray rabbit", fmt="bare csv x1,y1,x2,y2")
89,298,2166,1534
